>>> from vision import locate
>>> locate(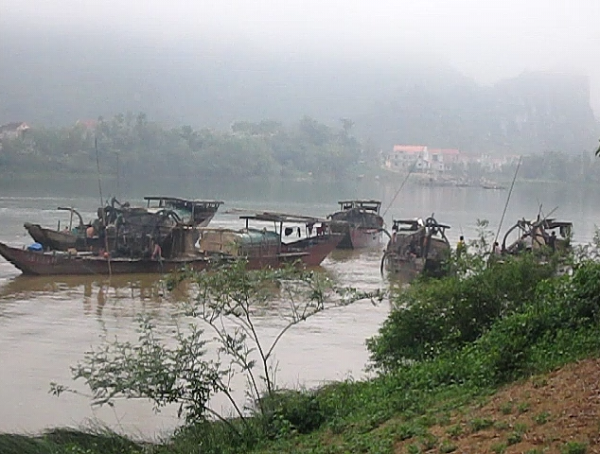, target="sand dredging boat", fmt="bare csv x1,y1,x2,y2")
0,209,341,276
